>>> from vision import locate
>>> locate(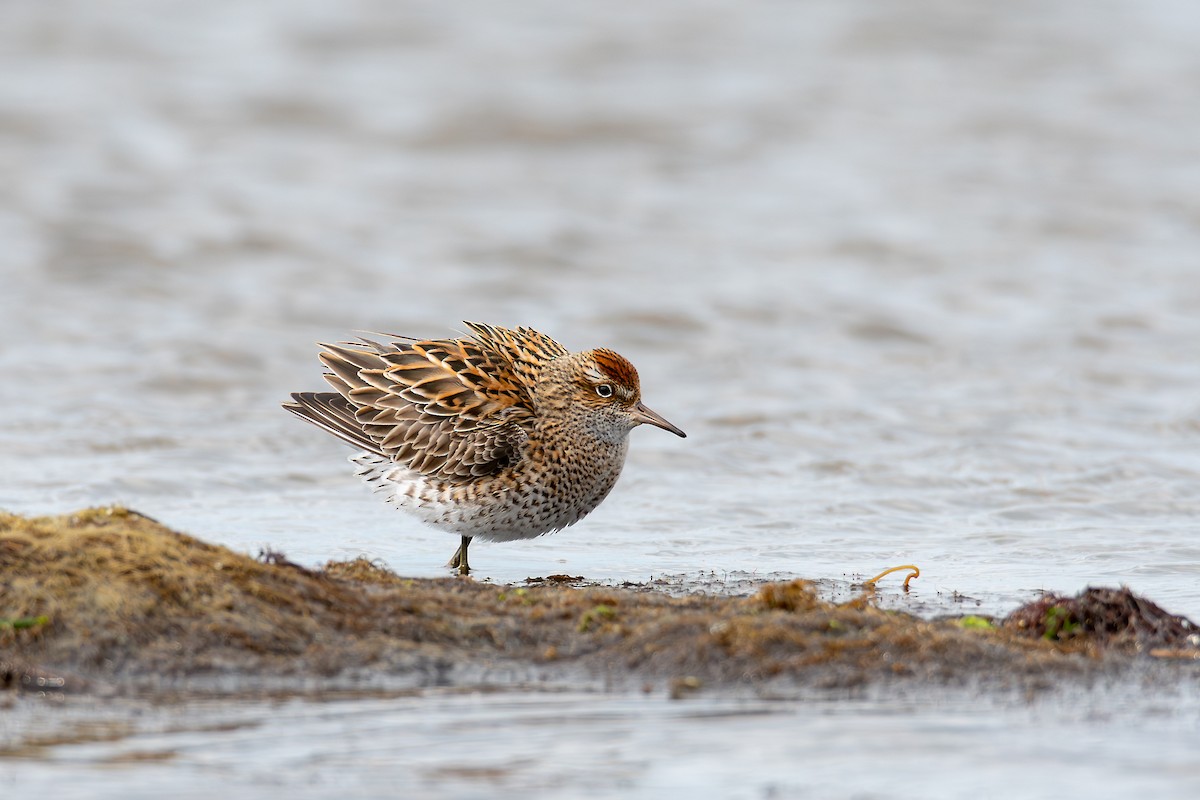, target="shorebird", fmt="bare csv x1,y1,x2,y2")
284,322,686,574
